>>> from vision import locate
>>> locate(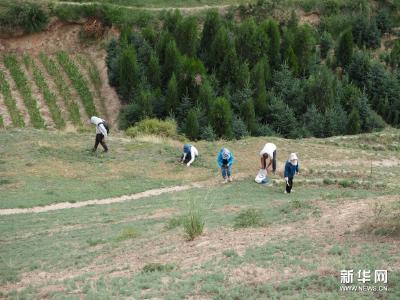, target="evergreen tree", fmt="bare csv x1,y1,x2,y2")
200,10,221,65
236,62,250,90
320,31,333,60
254,75,268,119
236,18,259,64
163,9,182,34
390,40,400,69
293,24,315,75
232,116,249,139
118,45,140,103
347,107,361,134
273,64,305,113
175,16,198,57
165,73,179,114
287,10,299,31
180,56,207,100
336,29,354,69
324,103,347,136
376,9,391,34
198,79,214,113
219,45,240,86
268,96,299,138
155,31,173,66
163,40,182,84
304,65,335,112
304,104,325,137
283,46,299,76
147,52,161,88
211,97,233,138
251,57,271,89
185,108,200,140
265,19,281,69
209,26,231,70
240,98,257,134
348,50,371,88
